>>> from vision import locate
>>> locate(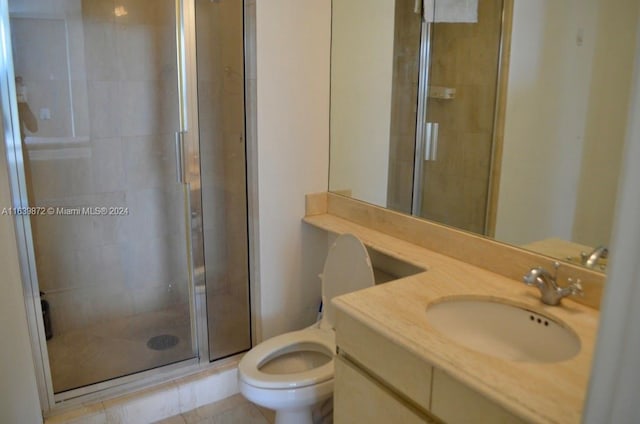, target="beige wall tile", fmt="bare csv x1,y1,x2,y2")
122,134,173,190
81,0,116,23
116,0,174,26
84,22,120,81
87,81,121,137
